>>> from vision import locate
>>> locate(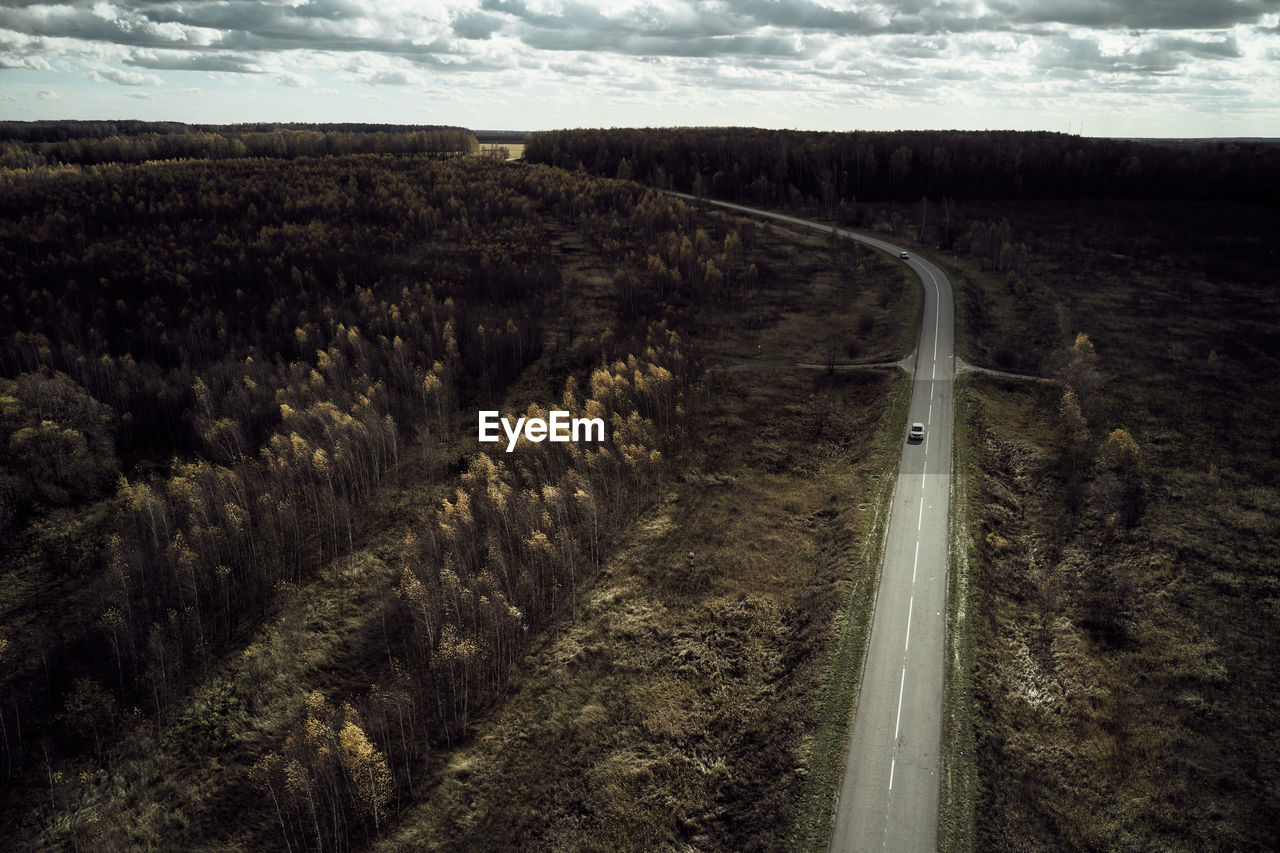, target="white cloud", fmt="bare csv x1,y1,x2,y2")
275,70,315,87
367,68,427,85
91,66,164,85
0,52,52,71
